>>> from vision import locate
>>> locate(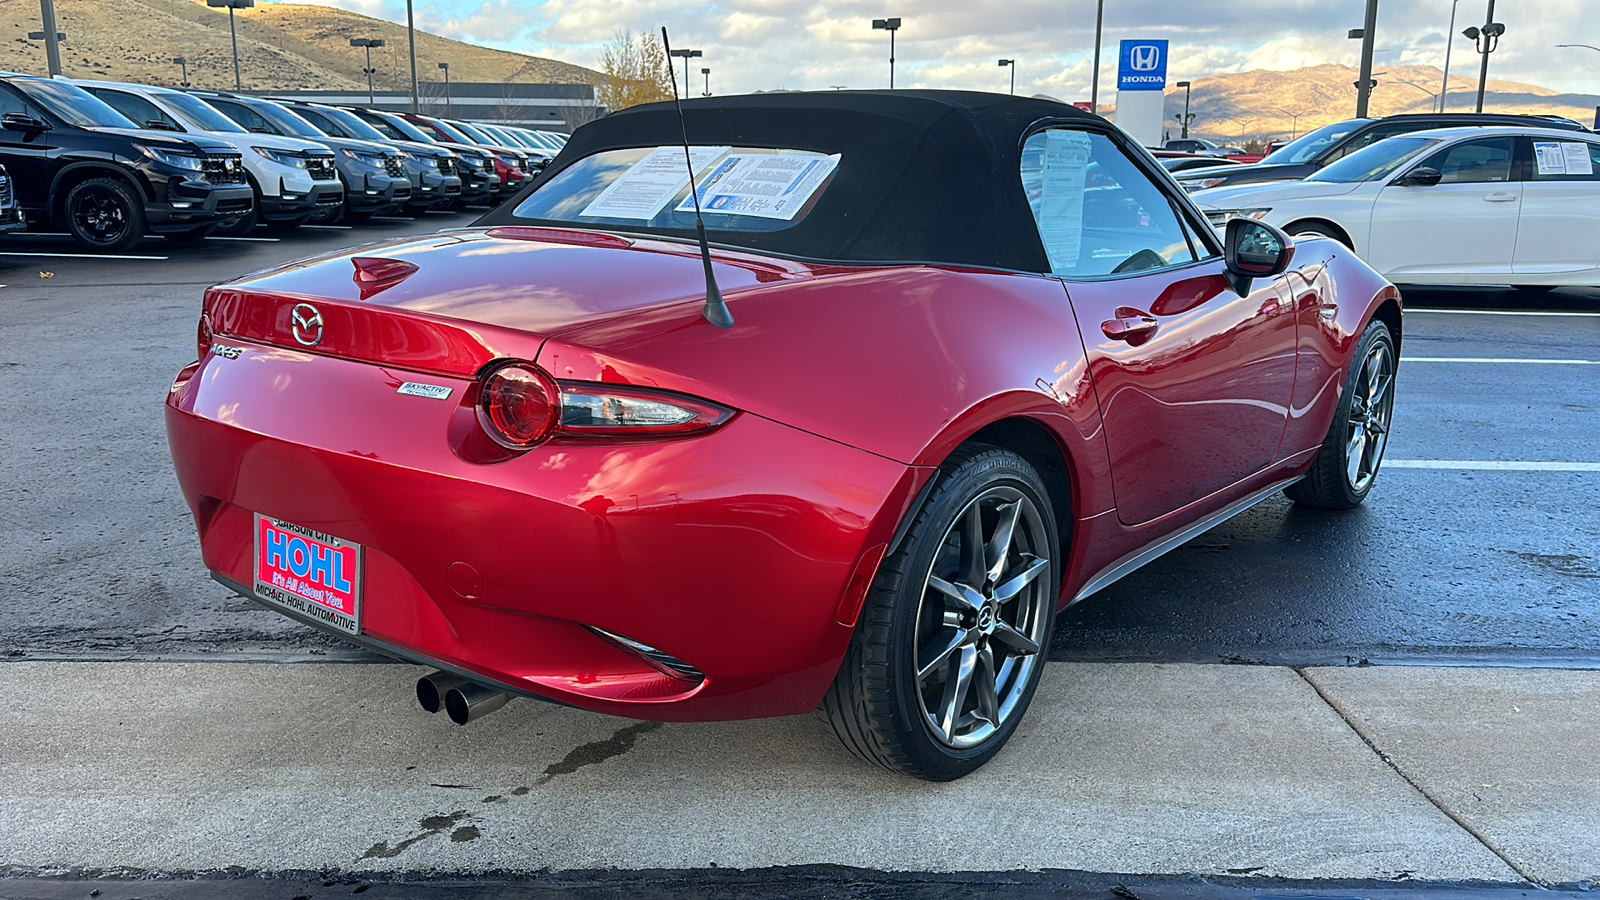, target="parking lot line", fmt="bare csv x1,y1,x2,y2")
1387,460,1600,471
206,236,280,242
298,224,353,230
0,251,169,260
1407,309,1600,318
1403,357,1600,365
